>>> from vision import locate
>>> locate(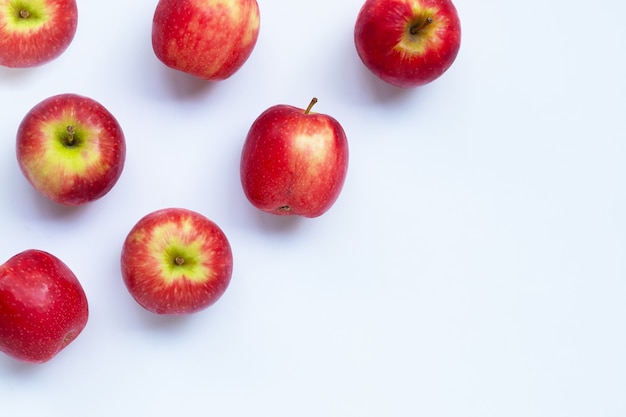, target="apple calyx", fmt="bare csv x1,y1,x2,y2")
174,256,185,266
410,17,434,35
19,9,30,19
61,327,82,346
